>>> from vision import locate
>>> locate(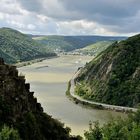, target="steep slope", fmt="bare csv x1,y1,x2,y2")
75,34,140,107
0,28,56,64
33,35,126,52
0,58,80,140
